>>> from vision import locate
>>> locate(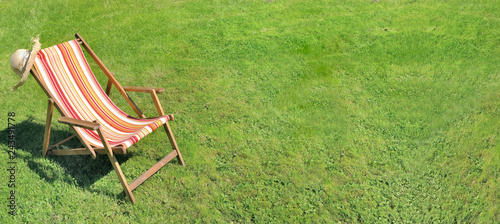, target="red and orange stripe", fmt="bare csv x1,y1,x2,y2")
34,40,169,149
